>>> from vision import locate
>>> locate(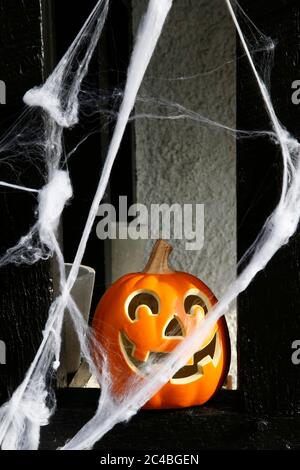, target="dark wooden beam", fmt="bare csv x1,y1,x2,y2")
0,0,53,402
237,0,300,414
